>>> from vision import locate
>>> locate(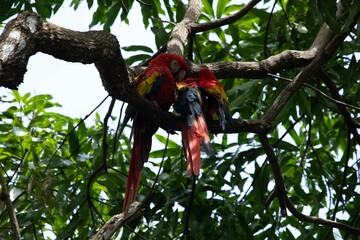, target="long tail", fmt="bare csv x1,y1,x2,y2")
122,118,152,212
182,114,212,176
